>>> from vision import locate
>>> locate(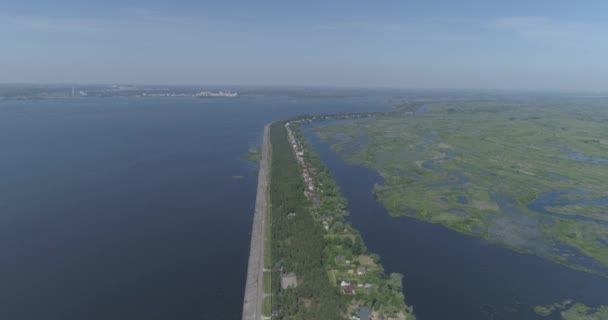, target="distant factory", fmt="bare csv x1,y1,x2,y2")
194,91,238,98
